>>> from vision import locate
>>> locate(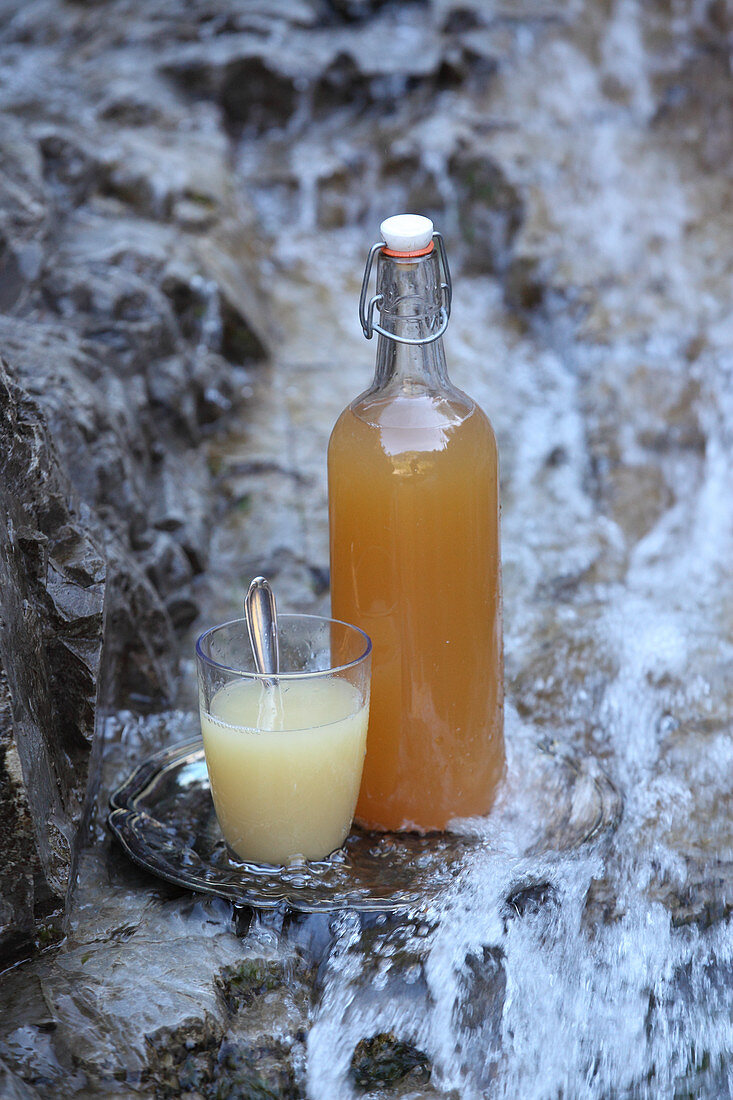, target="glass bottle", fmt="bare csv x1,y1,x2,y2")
328,214,504,832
